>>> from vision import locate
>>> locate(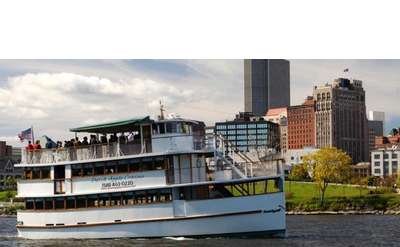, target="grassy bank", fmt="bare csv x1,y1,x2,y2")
285,181,400,211
0,191,17,202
